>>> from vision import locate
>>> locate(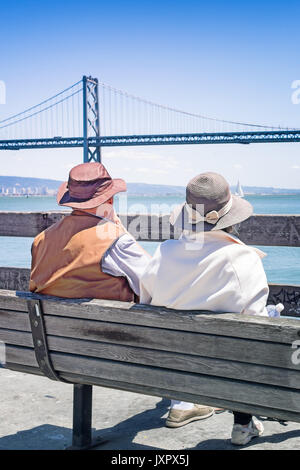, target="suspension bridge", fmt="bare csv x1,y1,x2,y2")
0,75,300,162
